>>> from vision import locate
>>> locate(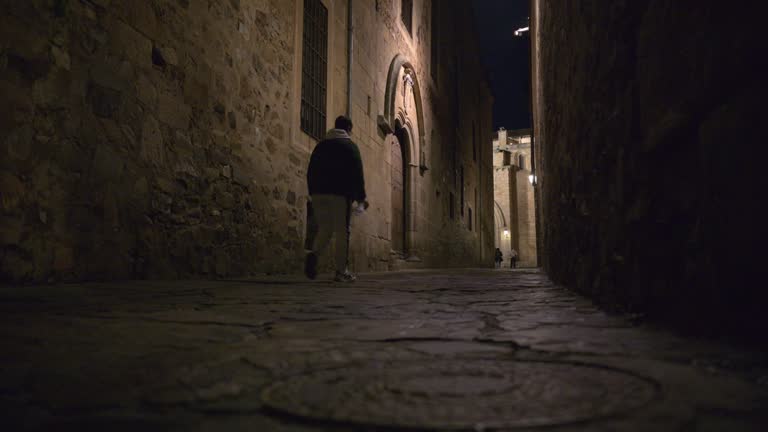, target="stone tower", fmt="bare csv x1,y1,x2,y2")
492,128,537,267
